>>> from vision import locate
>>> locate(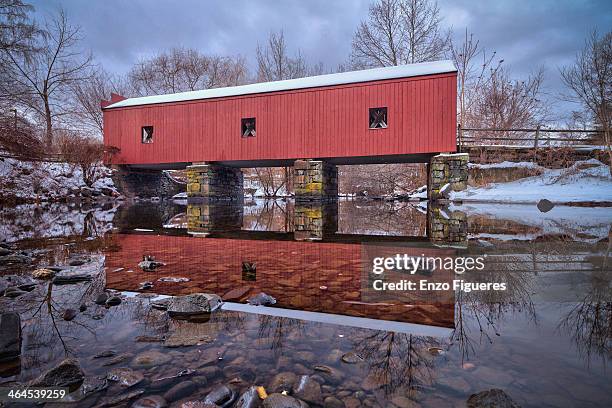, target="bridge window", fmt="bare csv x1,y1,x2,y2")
241,117,256,138
369,107,388,129
141,126,154,143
